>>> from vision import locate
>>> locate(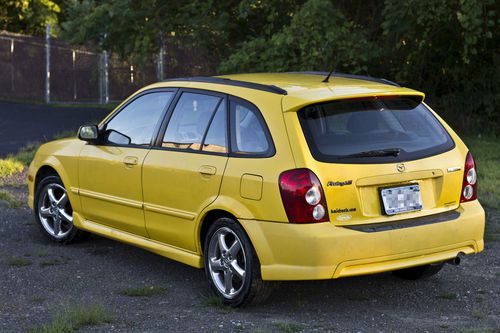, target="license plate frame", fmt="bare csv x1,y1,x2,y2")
380,184,423,216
